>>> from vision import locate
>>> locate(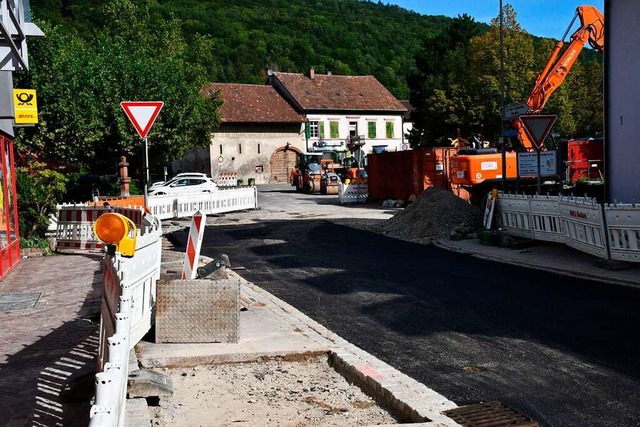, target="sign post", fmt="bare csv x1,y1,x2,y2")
121,101,164,207
519,115,557,194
